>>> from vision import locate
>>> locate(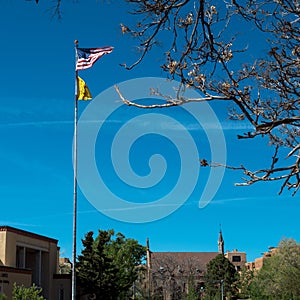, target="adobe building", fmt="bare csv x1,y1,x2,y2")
225,249,247,272
217,229,247,272
0,226,71,299
246,246,277,271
